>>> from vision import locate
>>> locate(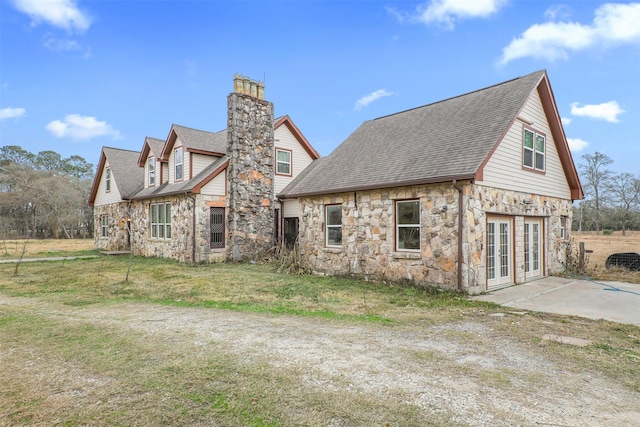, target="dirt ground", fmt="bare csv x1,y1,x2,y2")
2,294,638,426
